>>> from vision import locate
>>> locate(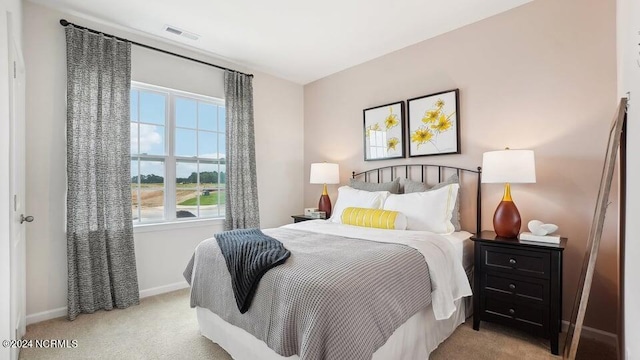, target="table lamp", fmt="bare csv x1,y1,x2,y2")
482,149,536,238
310,162,340,218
